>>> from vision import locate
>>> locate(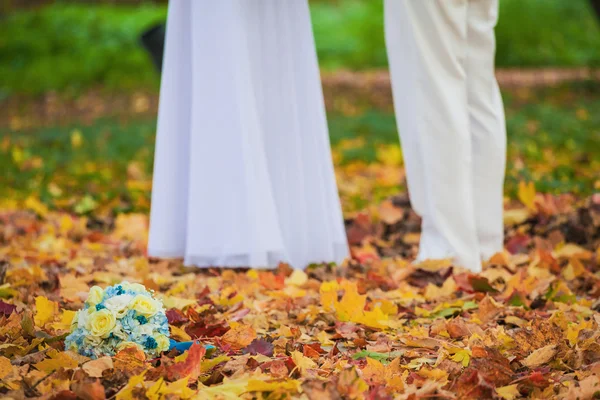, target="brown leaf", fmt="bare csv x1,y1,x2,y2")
379,200,404,224
82,357,113,378
521,345,558,368
71,379,106,400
